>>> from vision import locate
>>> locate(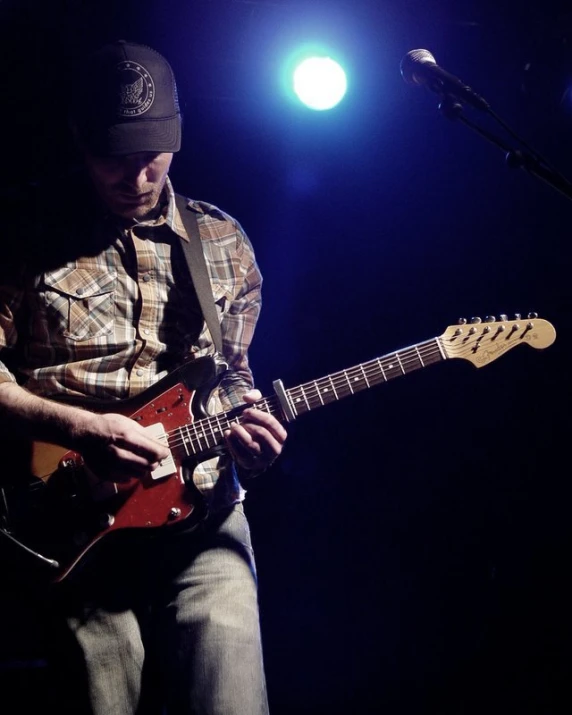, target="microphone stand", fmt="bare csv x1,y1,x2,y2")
438,95,572,204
